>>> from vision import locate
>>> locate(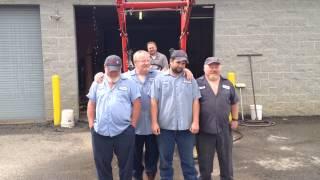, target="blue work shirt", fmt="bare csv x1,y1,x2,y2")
86,75,141,137
123,69,159,135
150,71,201,130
